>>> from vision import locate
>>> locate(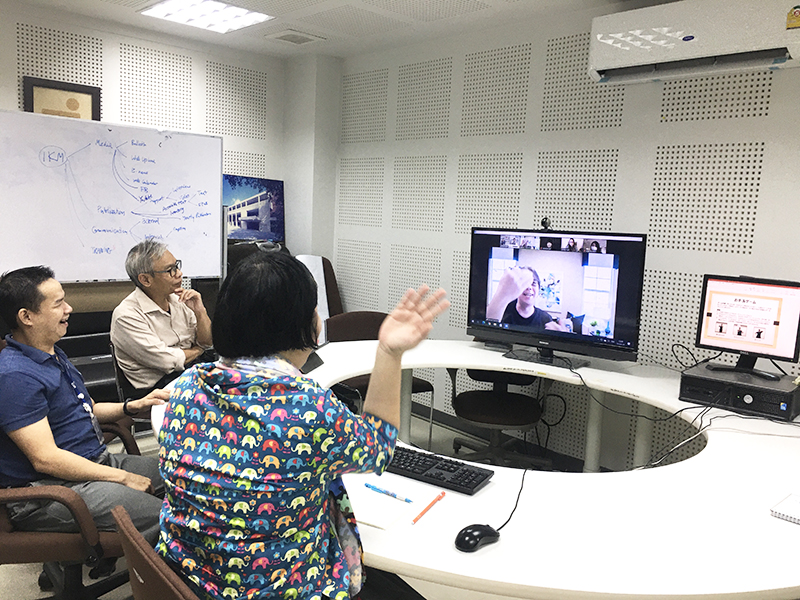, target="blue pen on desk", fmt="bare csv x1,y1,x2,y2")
365,482,413,503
